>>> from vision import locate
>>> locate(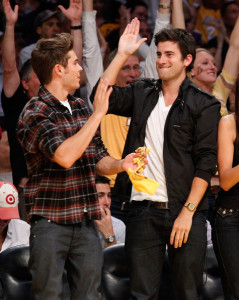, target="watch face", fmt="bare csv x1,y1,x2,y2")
188,203,195,211
108,236,114,243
